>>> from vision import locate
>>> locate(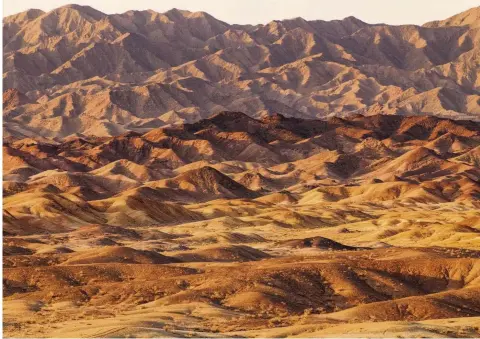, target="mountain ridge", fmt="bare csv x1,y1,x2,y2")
3,5,480,138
